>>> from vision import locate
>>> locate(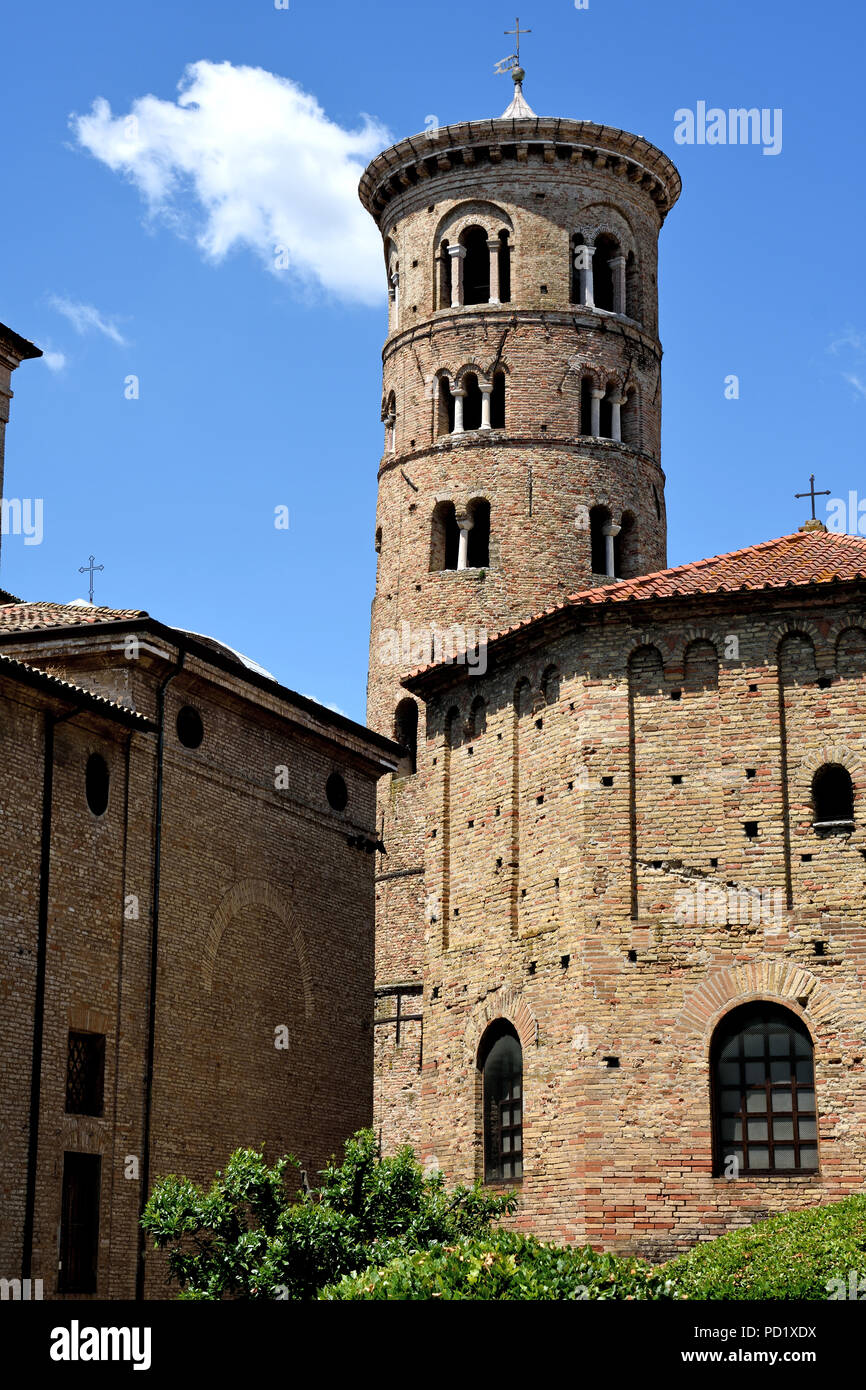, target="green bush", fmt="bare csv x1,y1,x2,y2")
141,1129,516,1300
322,1229,680,1301
663,1195,866,1300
